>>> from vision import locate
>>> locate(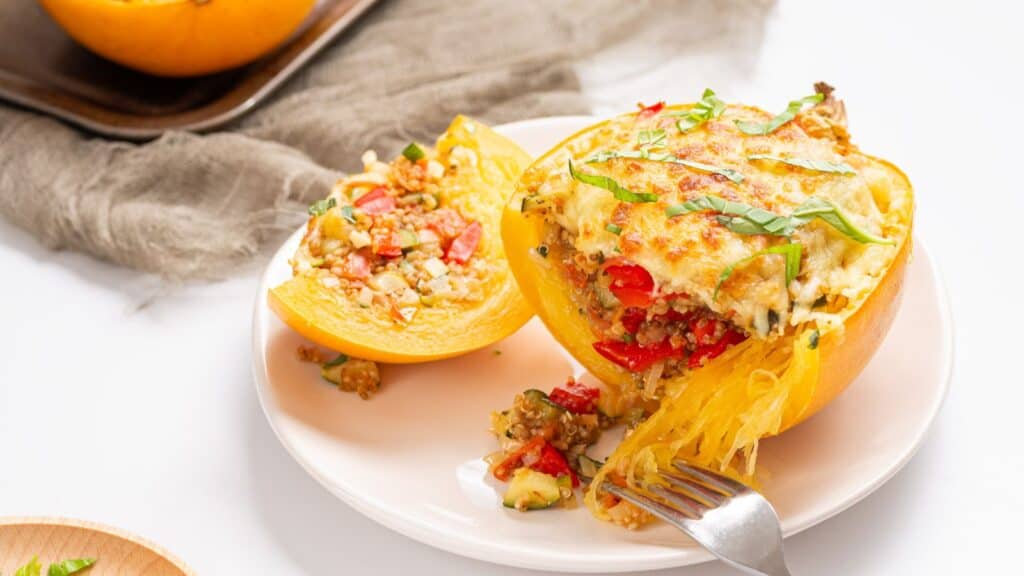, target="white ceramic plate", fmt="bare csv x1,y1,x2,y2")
252,117,952,573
